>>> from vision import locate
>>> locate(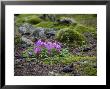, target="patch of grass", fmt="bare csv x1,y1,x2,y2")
43,53,96,65
60,55,96,65
73,14,97,28
73,14,97,20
